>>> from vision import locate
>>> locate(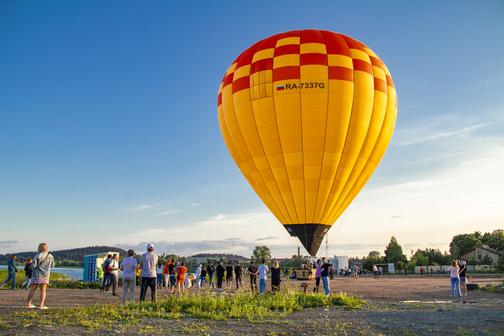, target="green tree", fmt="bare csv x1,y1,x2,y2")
368,251,381,258
410,250,429,266
482,229,504,251
362,250,384,271
283,255,304,268
251,245,271,263
450,232,482,258
384,236,407,266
